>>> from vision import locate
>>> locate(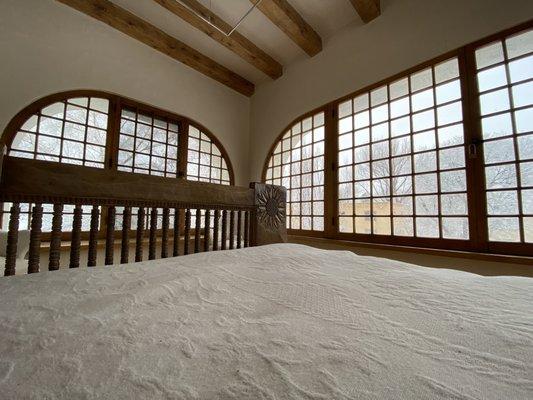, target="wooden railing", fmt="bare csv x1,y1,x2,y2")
0,156,287,276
